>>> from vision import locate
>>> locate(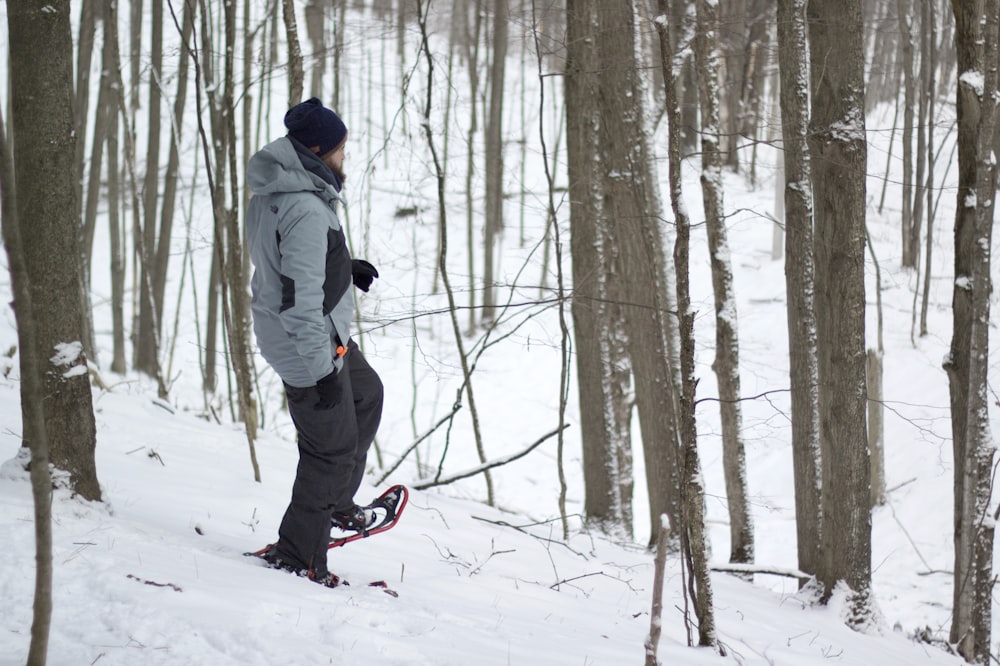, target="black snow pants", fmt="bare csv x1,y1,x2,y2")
274,339,383,576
